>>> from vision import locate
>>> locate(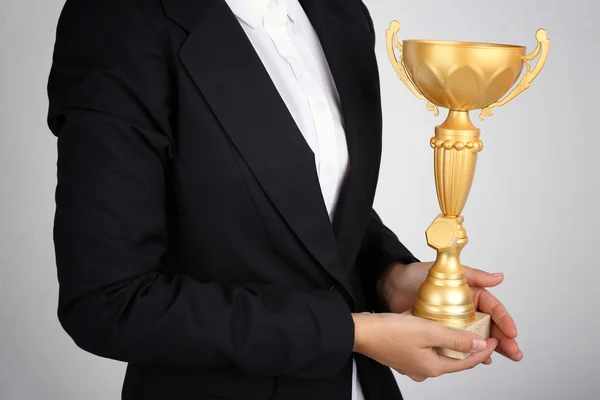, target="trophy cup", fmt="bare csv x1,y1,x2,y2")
385,21,550,359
